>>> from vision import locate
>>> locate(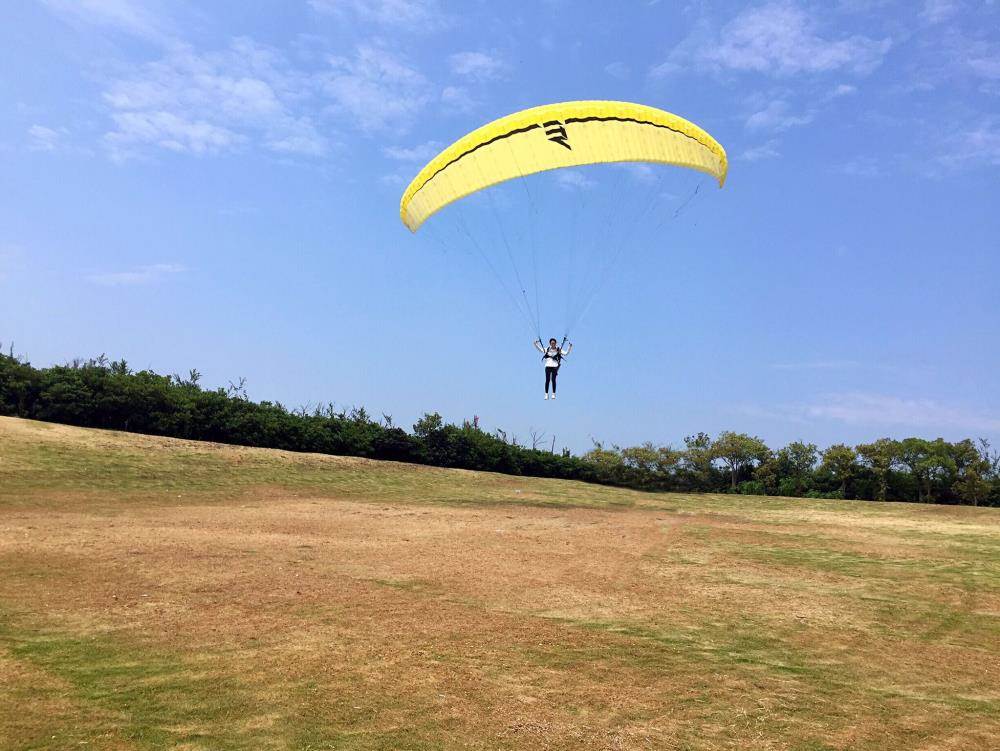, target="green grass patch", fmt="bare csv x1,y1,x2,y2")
0,611,270,750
